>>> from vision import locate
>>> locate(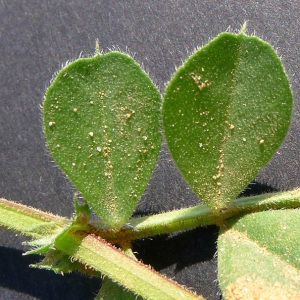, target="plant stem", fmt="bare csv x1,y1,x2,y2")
55,231,203,300
0,198,68,238
91,188,300,243
1,190,299,300
1,189,300,244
